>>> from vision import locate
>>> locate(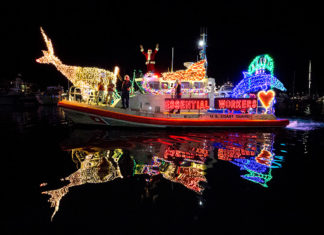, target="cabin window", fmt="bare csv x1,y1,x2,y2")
161,82,169,89
194,82,203,88
181,82,190,89
148,81,160,90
